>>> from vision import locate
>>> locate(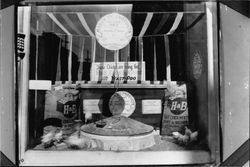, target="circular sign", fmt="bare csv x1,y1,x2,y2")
109,91,136,117
193,51,203,80
95,13,133,51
